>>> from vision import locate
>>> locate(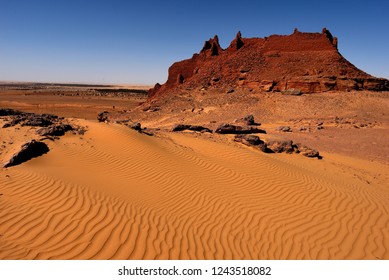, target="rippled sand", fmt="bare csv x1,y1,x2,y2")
1,120,388,259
